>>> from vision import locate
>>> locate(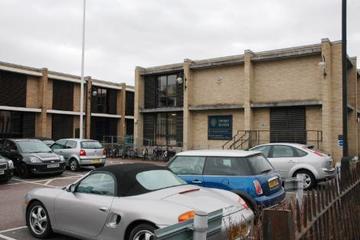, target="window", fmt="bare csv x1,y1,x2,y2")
251,146,271,158
4,140,17,152
272,145,295,158
169,156,205,175
136,170,185,190
81,141,102,149
204,155,273,176
17,140,51,153
155,112,177,146
294,148,308,157
65,141,77,149
76,173,115,196
91,87,117,114
157,74,177,107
